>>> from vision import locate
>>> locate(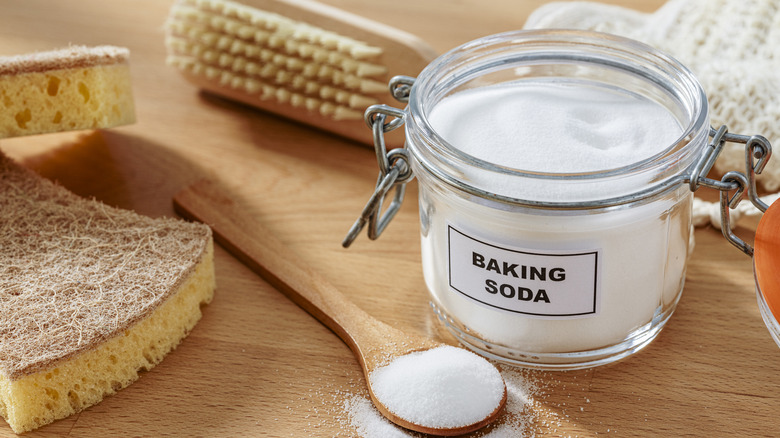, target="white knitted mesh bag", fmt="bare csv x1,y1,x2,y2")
524,0,780,229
